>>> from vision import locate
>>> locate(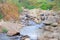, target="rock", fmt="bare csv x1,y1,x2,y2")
51,23,58,27
24,9,42,23
43,26,55,32
41,16,45,20
39,24,60,40
0,20,23,36
28,9,40,17
49,38,58,40
47,16,57,22
24,38,30,40
32,17,41,24
56,17,60,24
7,30,18,36
43,26,51,31
20,35,30,40
43,20,52,25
